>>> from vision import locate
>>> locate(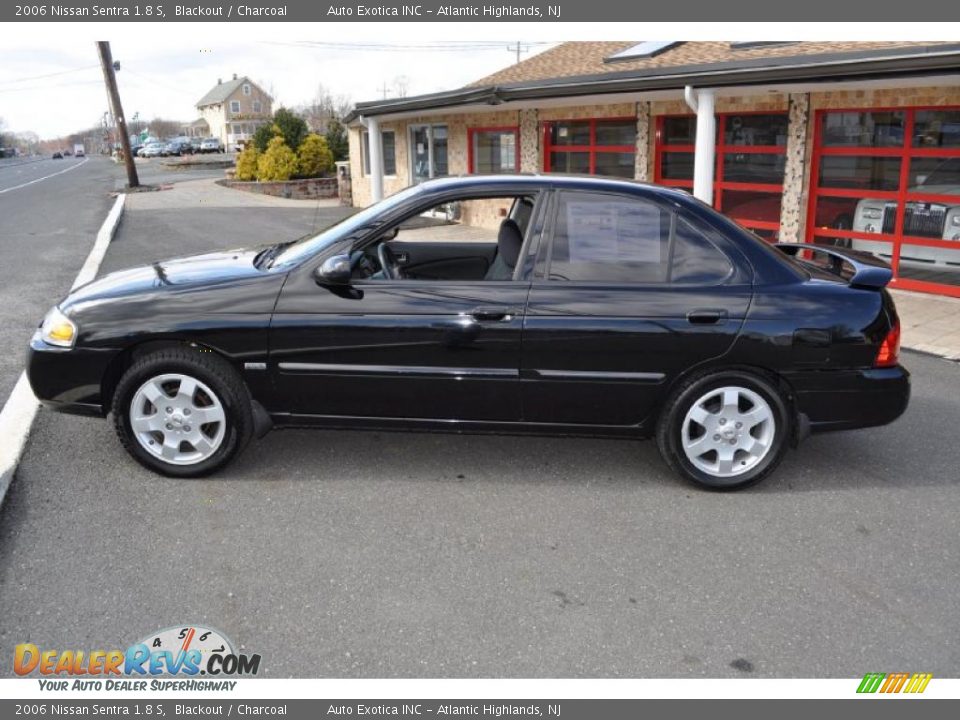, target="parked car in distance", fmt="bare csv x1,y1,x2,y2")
140,142,166,158
189,138,204,154
51,151,63,159
199,137,224,153
851,157,960,269
163,139,194,157
26,176,909,490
